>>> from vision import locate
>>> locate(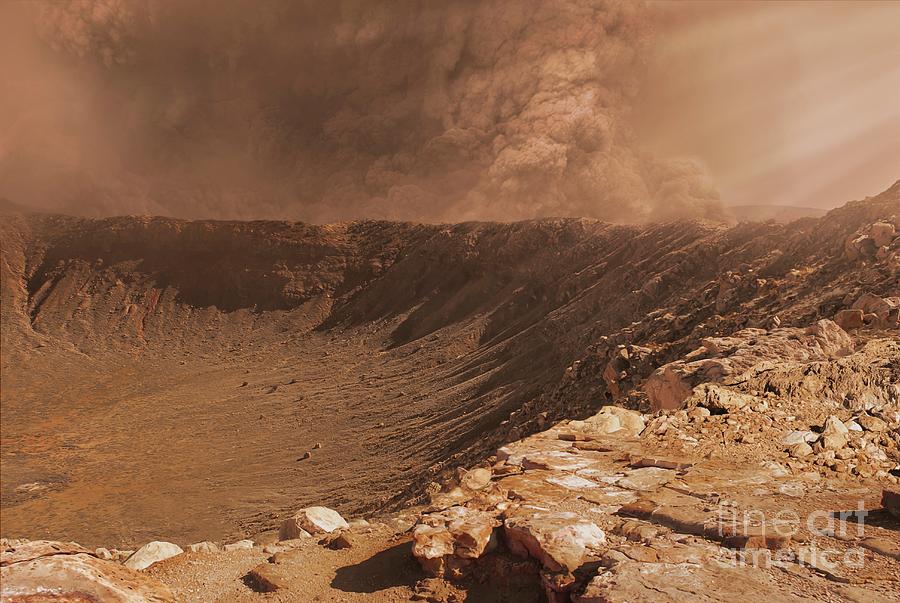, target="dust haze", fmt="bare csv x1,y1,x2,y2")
1,0,897,222
1,0,724,222
639,0,900,212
